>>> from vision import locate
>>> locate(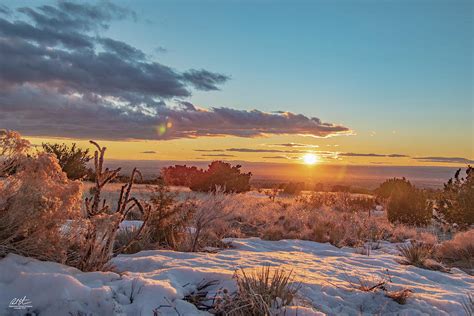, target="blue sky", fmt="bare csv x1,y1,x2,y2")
104,0,473,154
2,0,473,164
